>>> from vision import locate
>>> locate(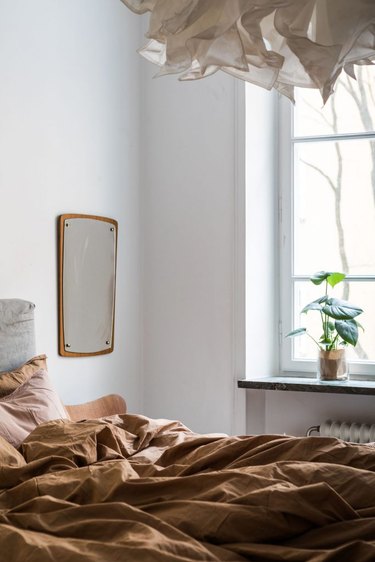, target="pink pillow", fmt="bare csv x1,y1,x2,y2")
0,354,46,398
0,357,68,448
